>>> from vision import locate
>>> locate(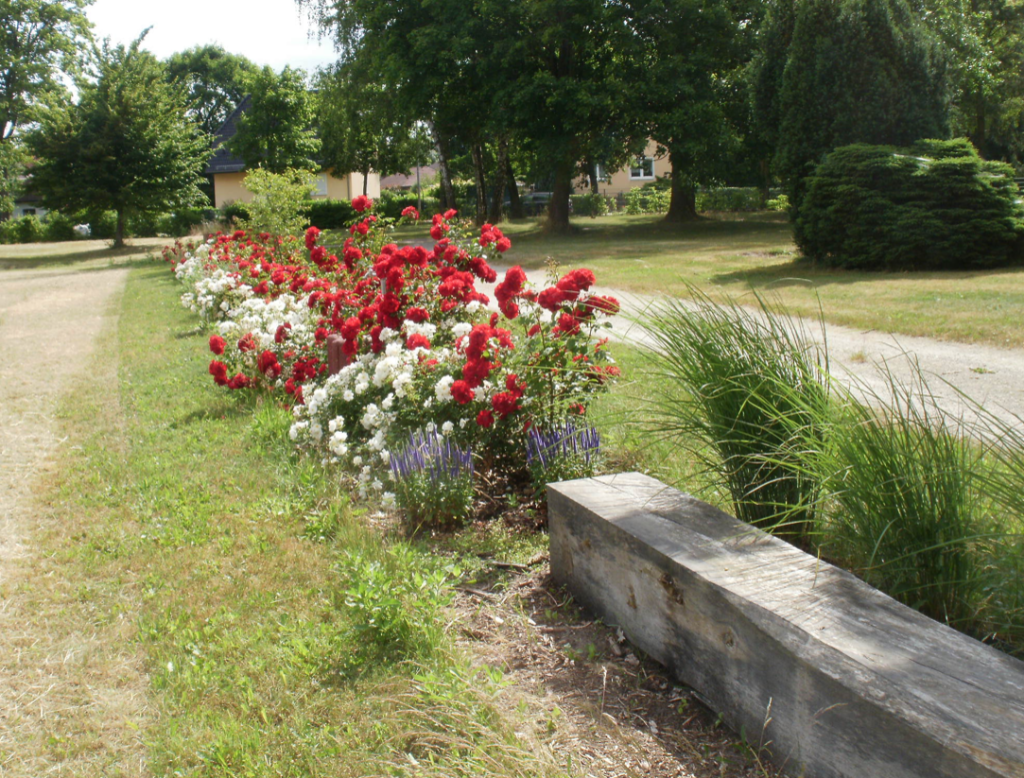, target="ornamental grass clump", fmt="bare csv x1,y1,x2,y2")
819,369,999,631
642,289,831,549
390,431,475,529
526,422,602,491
